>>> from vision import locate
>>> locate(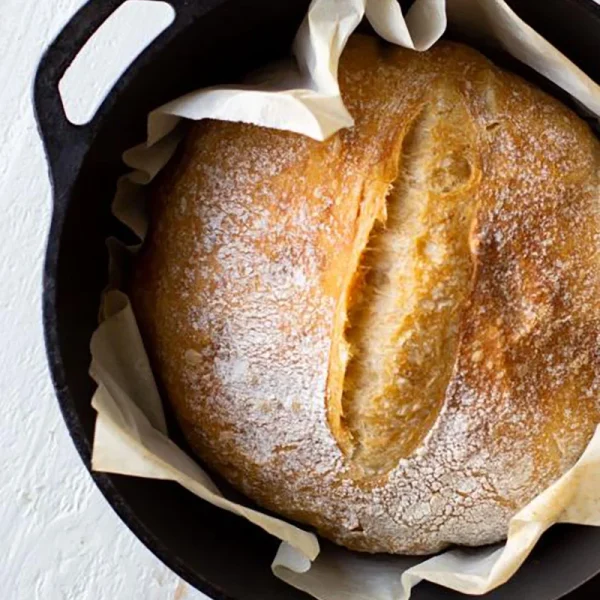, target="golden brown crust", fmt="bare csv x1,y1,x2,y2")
131,36,600,554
